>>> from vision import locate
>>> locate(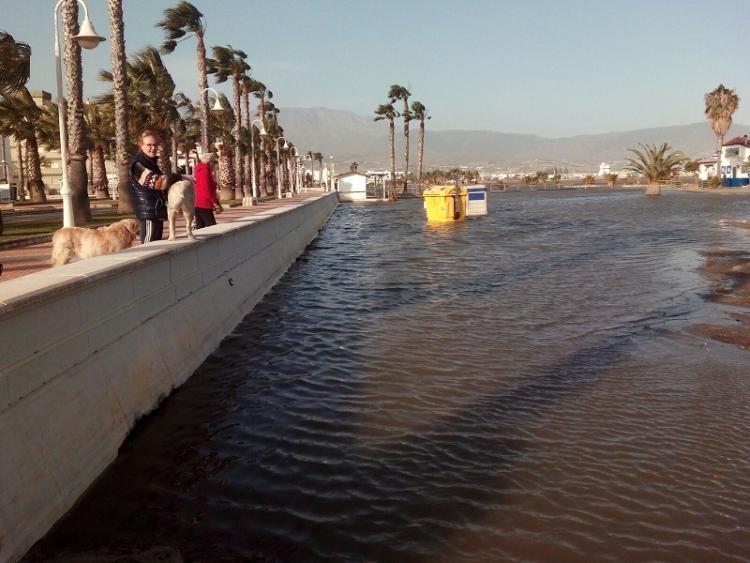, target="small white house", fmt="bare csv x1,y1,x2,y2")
336,171,369,202
697,158,717,181
718,135,750,186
